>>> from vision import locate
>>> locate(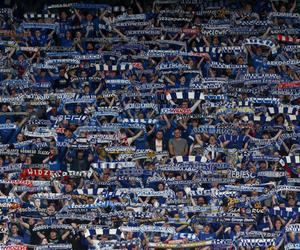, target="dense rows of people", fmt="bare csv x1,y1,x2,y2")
0,0,299,249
